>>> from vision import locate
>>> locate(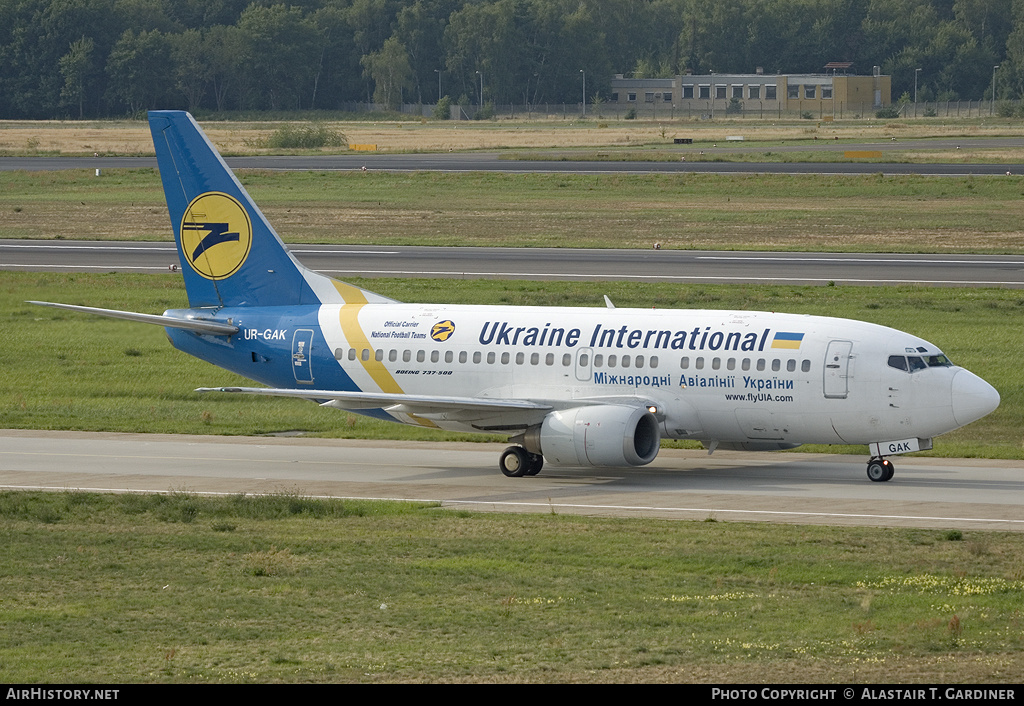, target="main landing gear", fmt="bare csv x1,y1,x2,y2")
866,457,895,482
499,445,544,478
